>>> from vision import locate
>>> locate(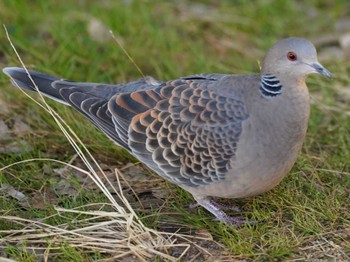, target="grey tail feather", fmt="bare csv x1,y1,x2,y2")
2,67,69,105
